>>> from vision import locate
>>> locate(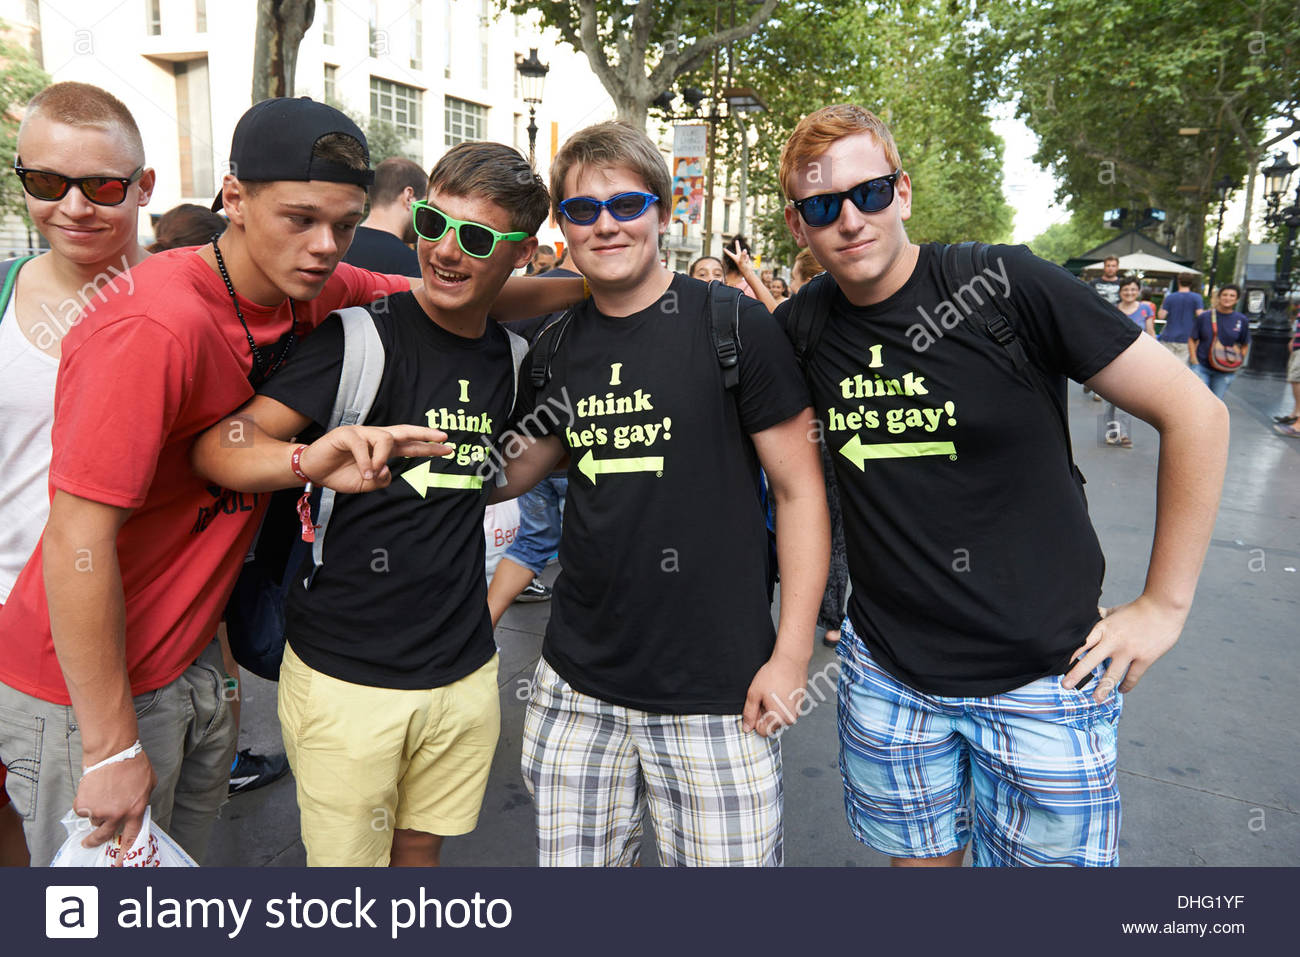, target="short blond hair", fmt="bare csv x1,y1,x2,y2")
20,82,145,165
779,104,901,200
550,121,671,222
